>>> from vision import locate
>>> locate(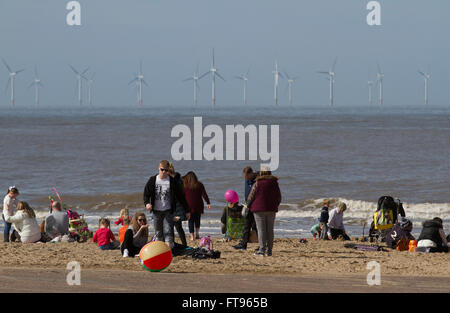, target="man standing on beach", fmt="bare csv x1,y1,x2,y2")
233,166,258,251
143,160,190,248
